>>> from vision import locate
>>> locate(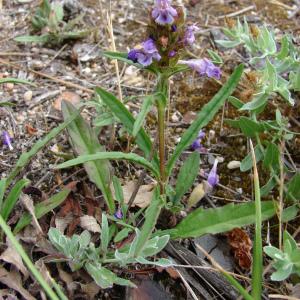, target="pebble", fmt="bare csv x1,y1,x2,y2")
171,112,180,123
29,60,44,70
6,83,14,91
227,160,241,170
24,90,33,103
